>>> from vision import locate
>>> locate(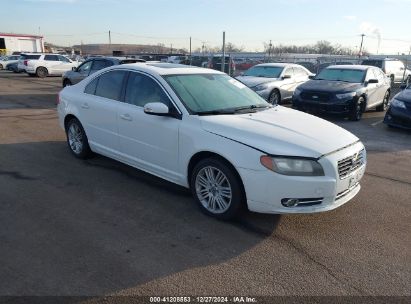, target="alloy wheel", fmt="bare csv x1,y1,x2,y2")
68,123,84,154
195,166,232,214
